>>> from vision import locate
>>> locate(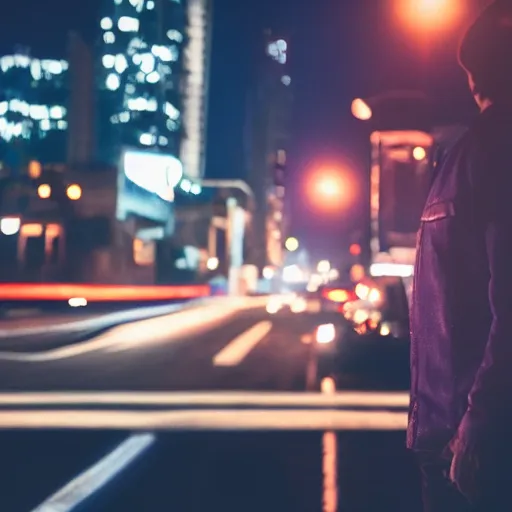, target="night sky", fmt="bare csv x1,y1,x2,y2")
0,0,493,260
